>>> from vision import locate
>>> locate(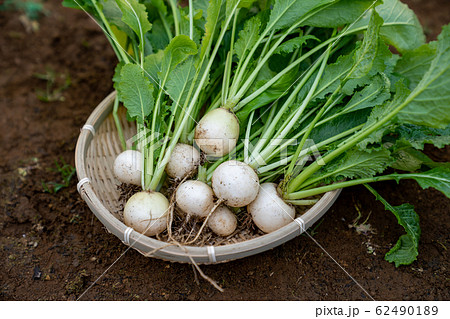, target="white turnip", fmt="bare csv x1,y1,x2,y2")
207,205,237,236
248,183,295,233
113,150,142,186
194,108,239,157
211,160,259,207
176,180,214,218
124,191,169,236
165,143,201,179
